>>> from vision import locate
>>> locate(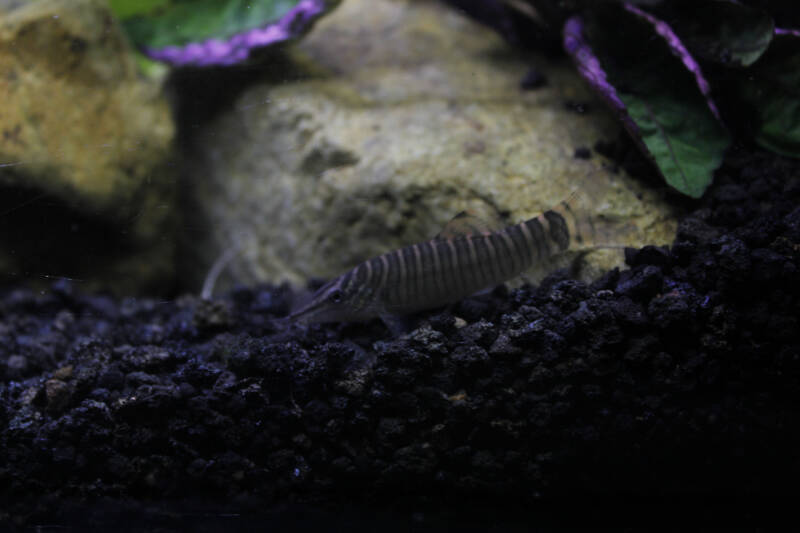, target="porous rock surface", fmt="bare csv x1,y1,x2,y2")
0,0,173,208
0,0,176,293
183,0,677,291
1,149,798,528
